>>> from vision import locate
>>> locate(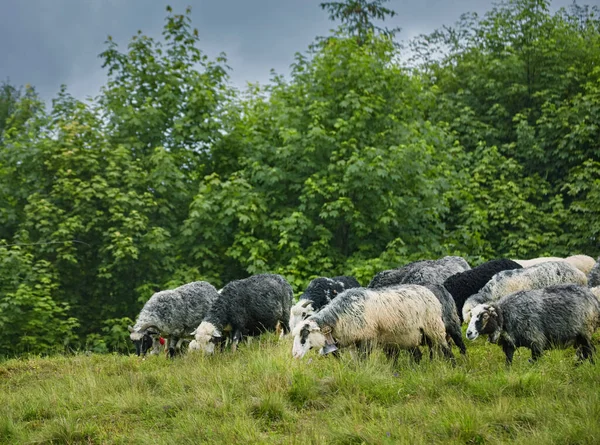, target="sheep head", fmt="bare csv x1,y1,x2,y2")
193,322,225,354
128,324,159,356
292,320,327,359
466,304,502,342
